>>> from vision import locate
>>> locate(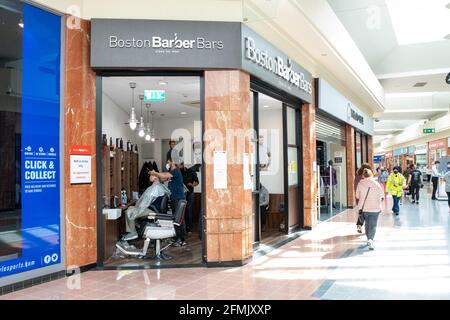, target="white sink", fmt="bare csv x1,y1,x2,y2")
103,208,122,220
